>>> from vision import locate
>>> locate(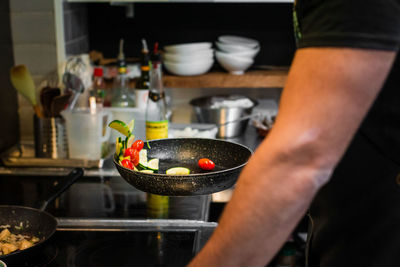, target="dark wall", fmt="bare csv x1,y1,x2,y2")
63,2,89,56
87,3,295,66
0,0,19,152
